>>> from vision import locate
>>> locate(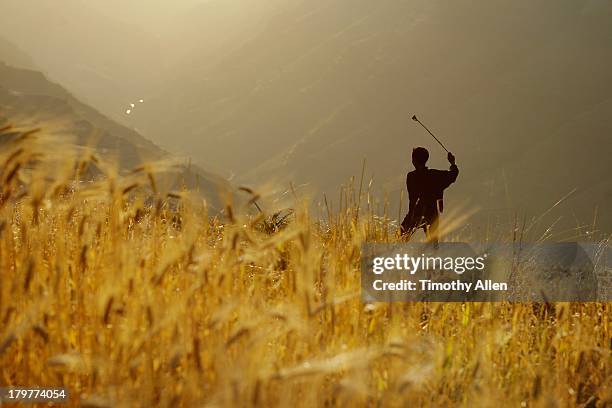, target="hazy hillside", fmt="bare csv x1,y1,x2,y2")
0,0,164,119
147,0,287,69
129,0,612,231
0,60,230,209
0,0,288,125
0,37,36,70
